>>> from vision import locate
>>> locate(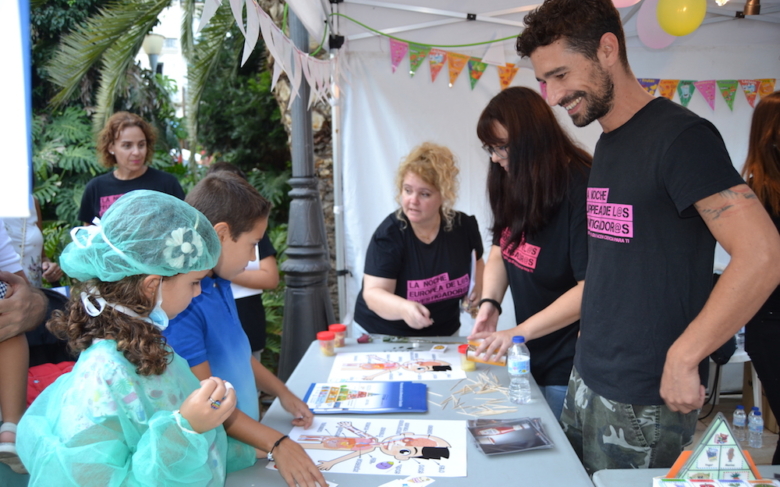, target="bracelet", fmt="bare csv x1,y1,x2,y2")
478,298,502,315
266,435,289,462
